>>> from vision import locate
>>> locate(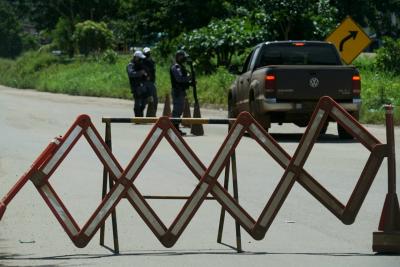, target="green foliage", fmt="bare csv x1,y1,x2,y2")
21,32,40,51
310,0,338,38
119,0,232,43
101,49,118,64
1,50,399,125
107,20,137,50
258,0,338,40
73,20,114,56
35,56,131,98
333,0,400,39
52,17,75,57
0,50,60,88
352,53,400,124
179,16,271,72
376,37,400,75
0,0,23,58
